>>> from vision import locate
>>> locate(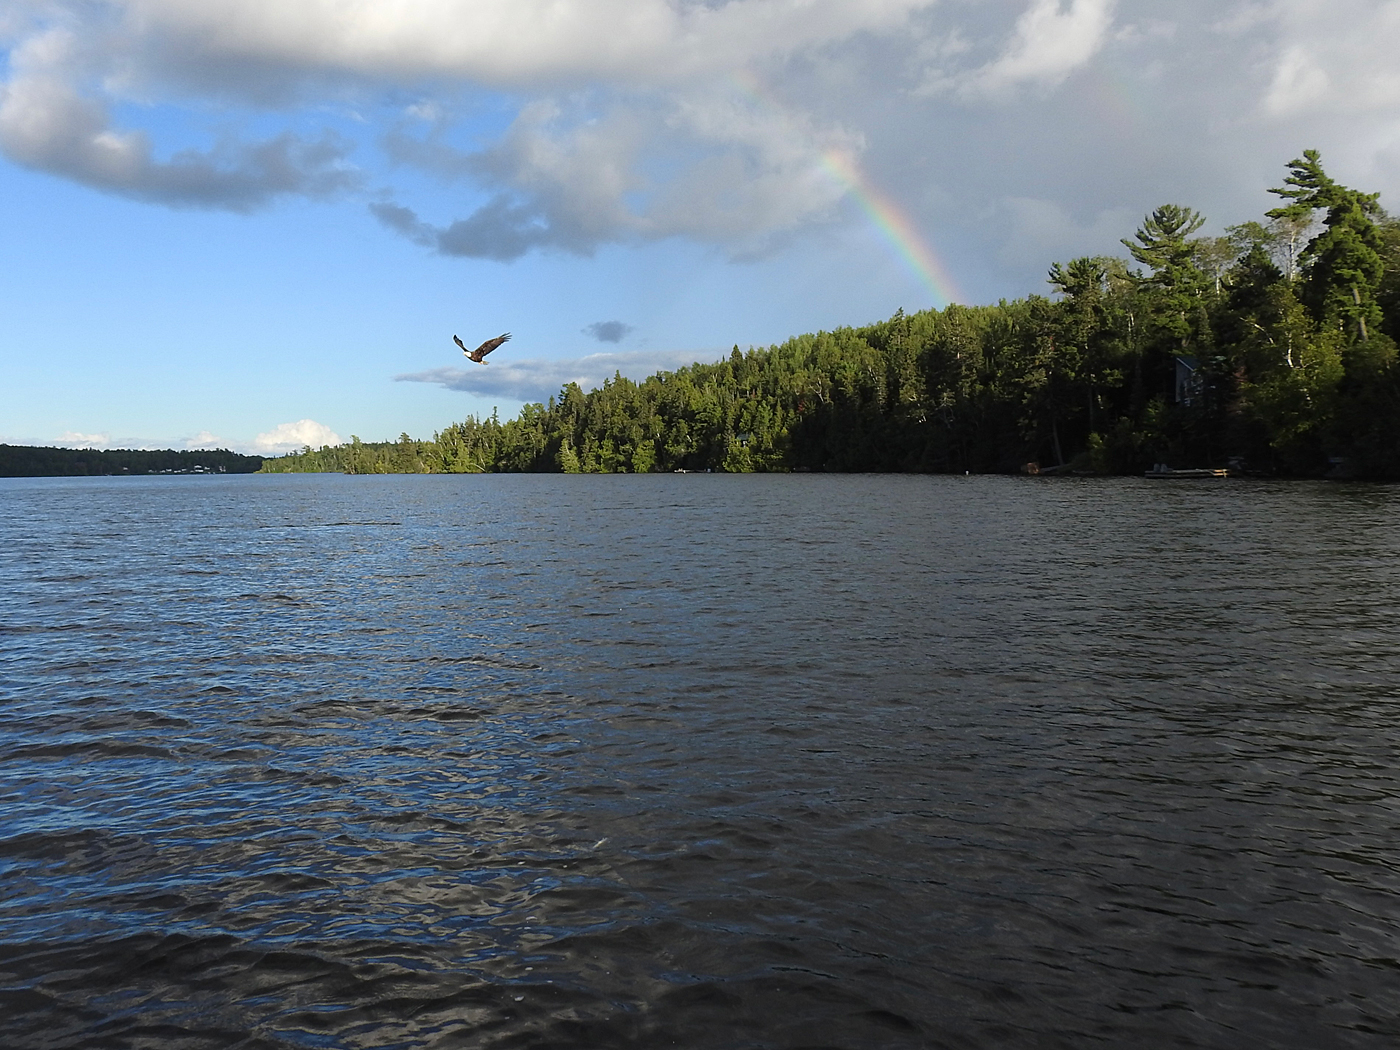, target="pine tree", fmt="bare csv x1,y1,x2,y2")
1267,149,1385,345
1122,205,1209,348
